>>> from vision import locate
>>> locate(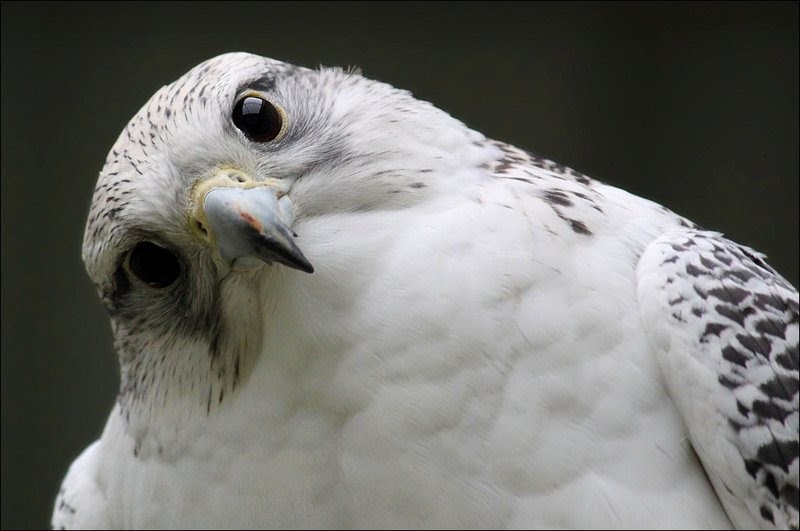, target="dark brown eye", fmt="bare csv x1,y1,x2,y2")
232,96,284,142
127,242,181,288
